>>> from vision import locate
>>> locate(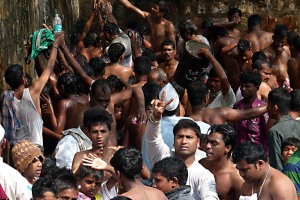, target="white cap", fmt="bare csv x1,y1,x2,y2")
0,125,4,142
159,83,180,111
